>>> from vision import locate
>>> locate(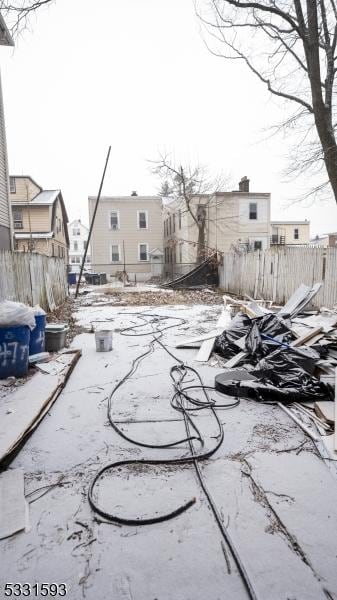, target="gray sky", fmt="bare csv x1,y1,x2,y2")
1,0,336,235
